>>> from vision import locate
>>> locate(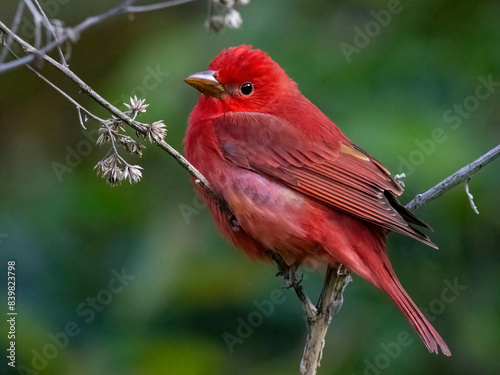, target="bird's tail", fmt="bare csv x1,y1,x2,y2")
377,262,451,356
323,212,450,355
